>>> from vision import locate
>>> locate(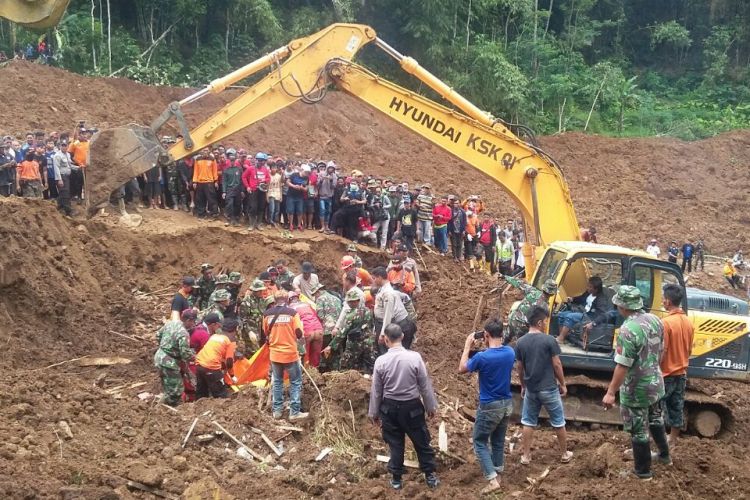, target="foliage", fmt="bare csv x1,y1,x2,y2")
1,0,749,139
